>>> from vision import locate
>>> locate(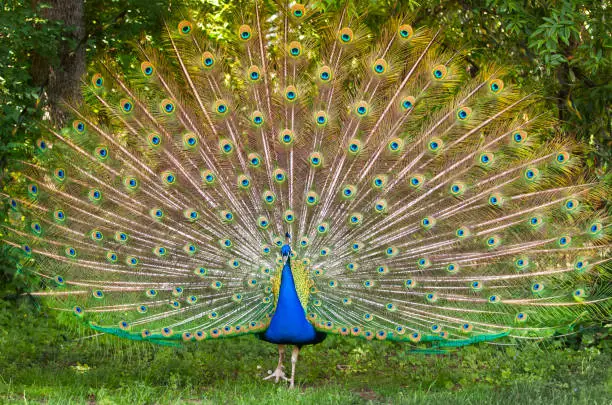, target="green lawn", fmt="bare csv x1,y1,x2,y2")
0,314,610,405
